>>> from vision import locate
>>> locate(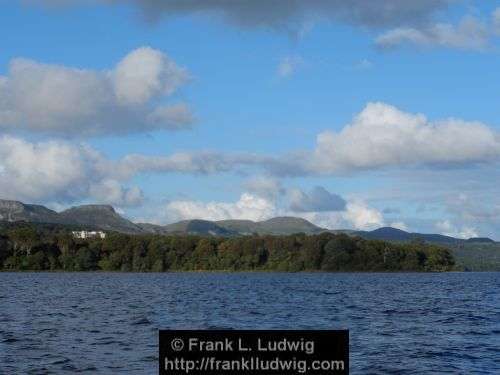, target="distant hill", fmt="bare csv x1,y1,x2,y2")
0,200,142,234
353,227,497,246
163,219,237,236
215,217,324,235
59,205,143,234
466,237,495,244
0,200,62,224
215,219,259,234
139,217,323,236
0,199,496,244
258,217,324,235
356,227,461,244
135,222,165,234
